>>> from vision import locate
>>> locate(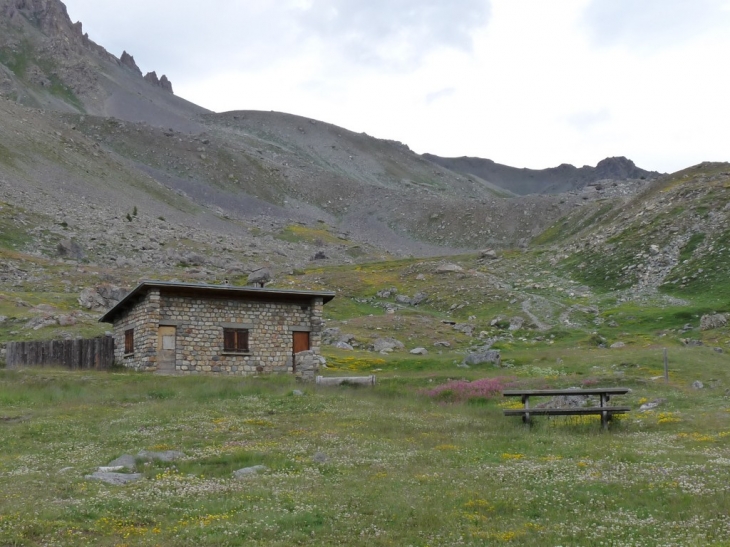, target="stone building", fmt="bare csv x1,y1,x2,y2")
99,281,335,378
